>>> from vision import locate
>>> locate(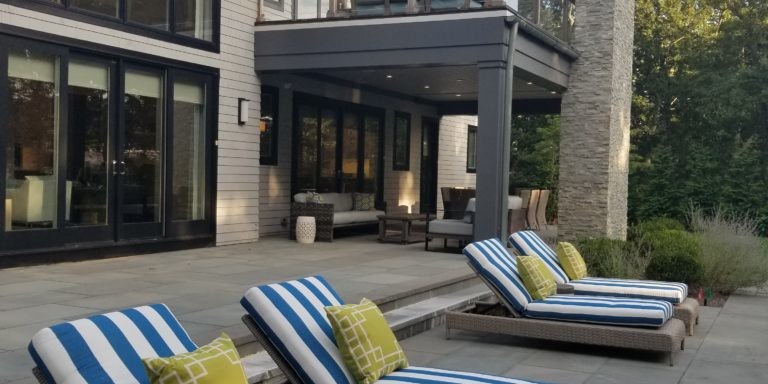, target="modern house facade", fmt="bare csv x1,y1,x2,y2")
0,0,634,266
